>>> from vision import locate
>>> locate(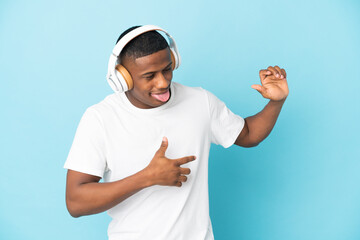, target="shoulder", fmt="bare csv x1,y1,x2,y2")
84,93,122,120
172,81,208,99
171,82,224,110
